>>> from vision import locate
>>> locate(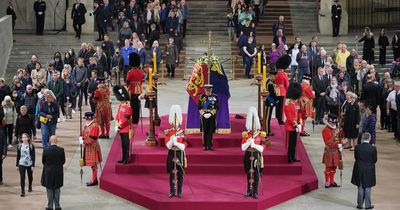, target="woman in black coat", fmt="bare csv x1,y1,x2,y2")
378,29,389,65
342,92,360,151
358,27,375,64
